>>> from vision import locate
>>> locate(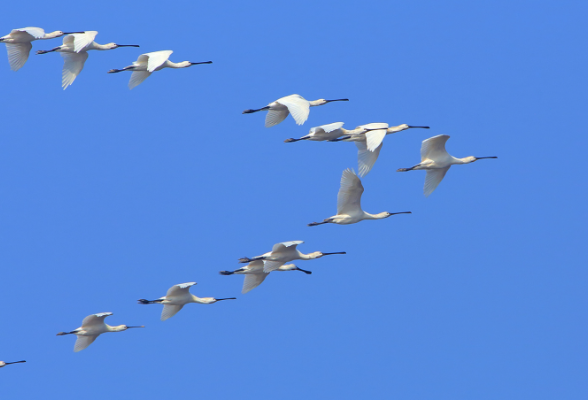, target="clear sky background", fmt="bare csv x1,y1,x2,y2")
1,1,586,399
